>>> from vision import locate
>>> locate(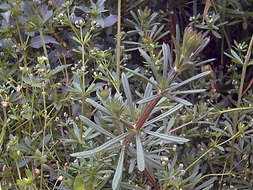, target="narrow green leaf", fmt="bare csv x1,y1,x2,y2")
112,146,125,190
153,25,164,39
162,43,169,79
148,12,158,25
141,82,153,111
144,104,183,127
167,117,175,131
137,94,160,104
196,58,216,66
79,115,114,138
73,122,81,143
231,49,243,64
195,177,217,190
155,29,170,42
170,89,207,95
86,98,111,115
122,67,160,90
122,73,135,121
144,130,189,144
145,154,163,169
138,48,160,82
136,134,145,171
150,25,158,38
70,132,129,157
168,71,210,91
72,36,82,45
49,64,71,75
123,41,142,45
211,30,221,38
120,182,143,190
42,10,53,25
167,95,192,106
